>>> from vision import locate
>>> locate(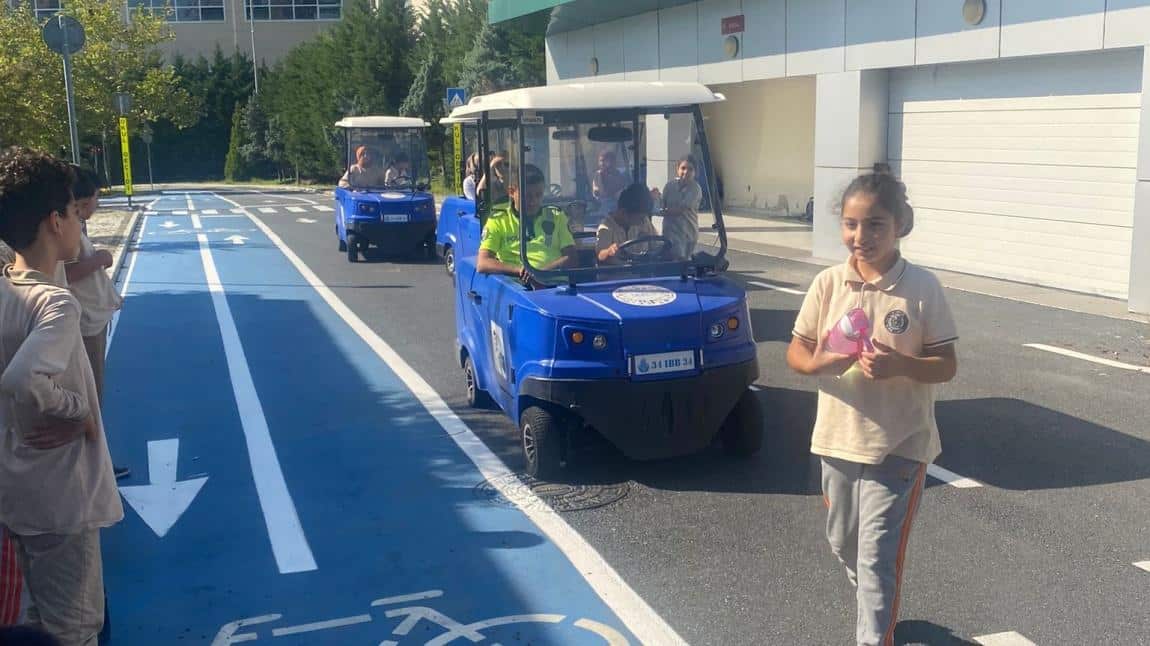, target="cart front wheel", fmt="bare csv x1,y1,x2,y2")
464,356,491,409
520,405,564,480
720,389,763,457
346,232,359,262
